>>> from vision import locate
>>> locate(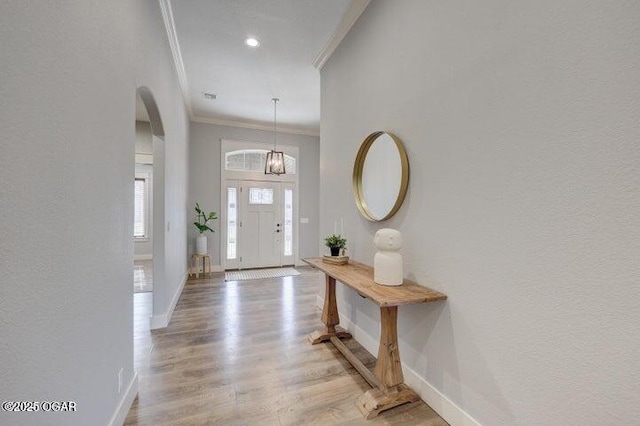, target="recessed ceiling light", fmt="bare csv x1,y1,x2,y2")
245,37,259,48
